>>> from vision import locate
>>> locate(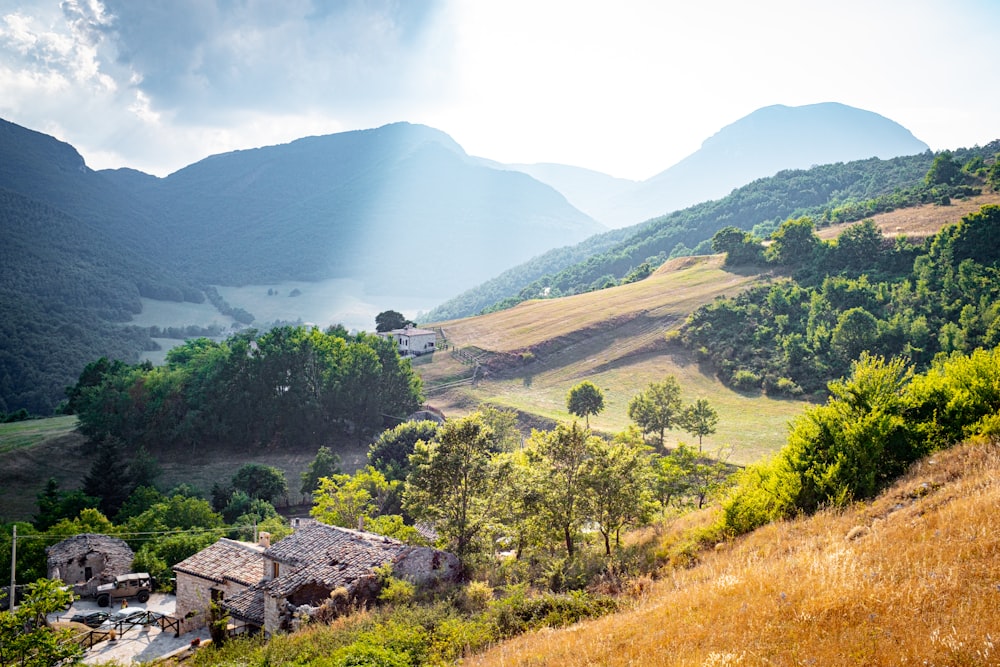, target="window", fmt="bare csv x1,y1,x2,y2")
84,566,93,580
272,562,280,578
